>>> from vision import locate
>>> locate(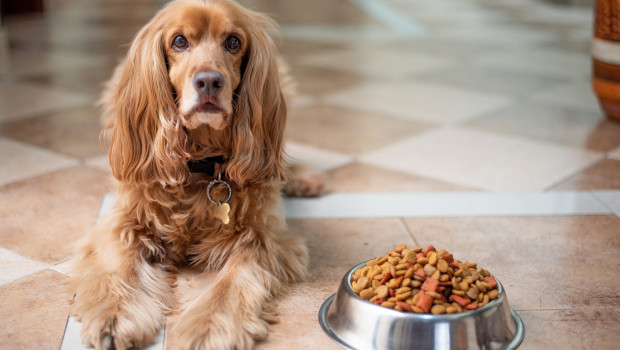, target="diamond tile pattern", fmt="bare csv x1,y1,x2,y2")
360,127,603,191
0,0,619,349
